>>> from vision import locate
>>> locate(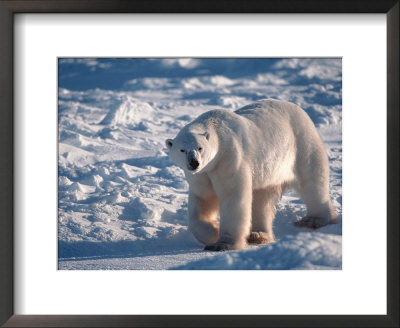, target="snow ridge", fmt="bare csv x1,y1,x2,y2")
100,95,154,128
